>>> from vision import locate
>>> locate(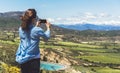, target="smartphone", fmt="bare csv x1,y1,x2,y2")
39,19,47,23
